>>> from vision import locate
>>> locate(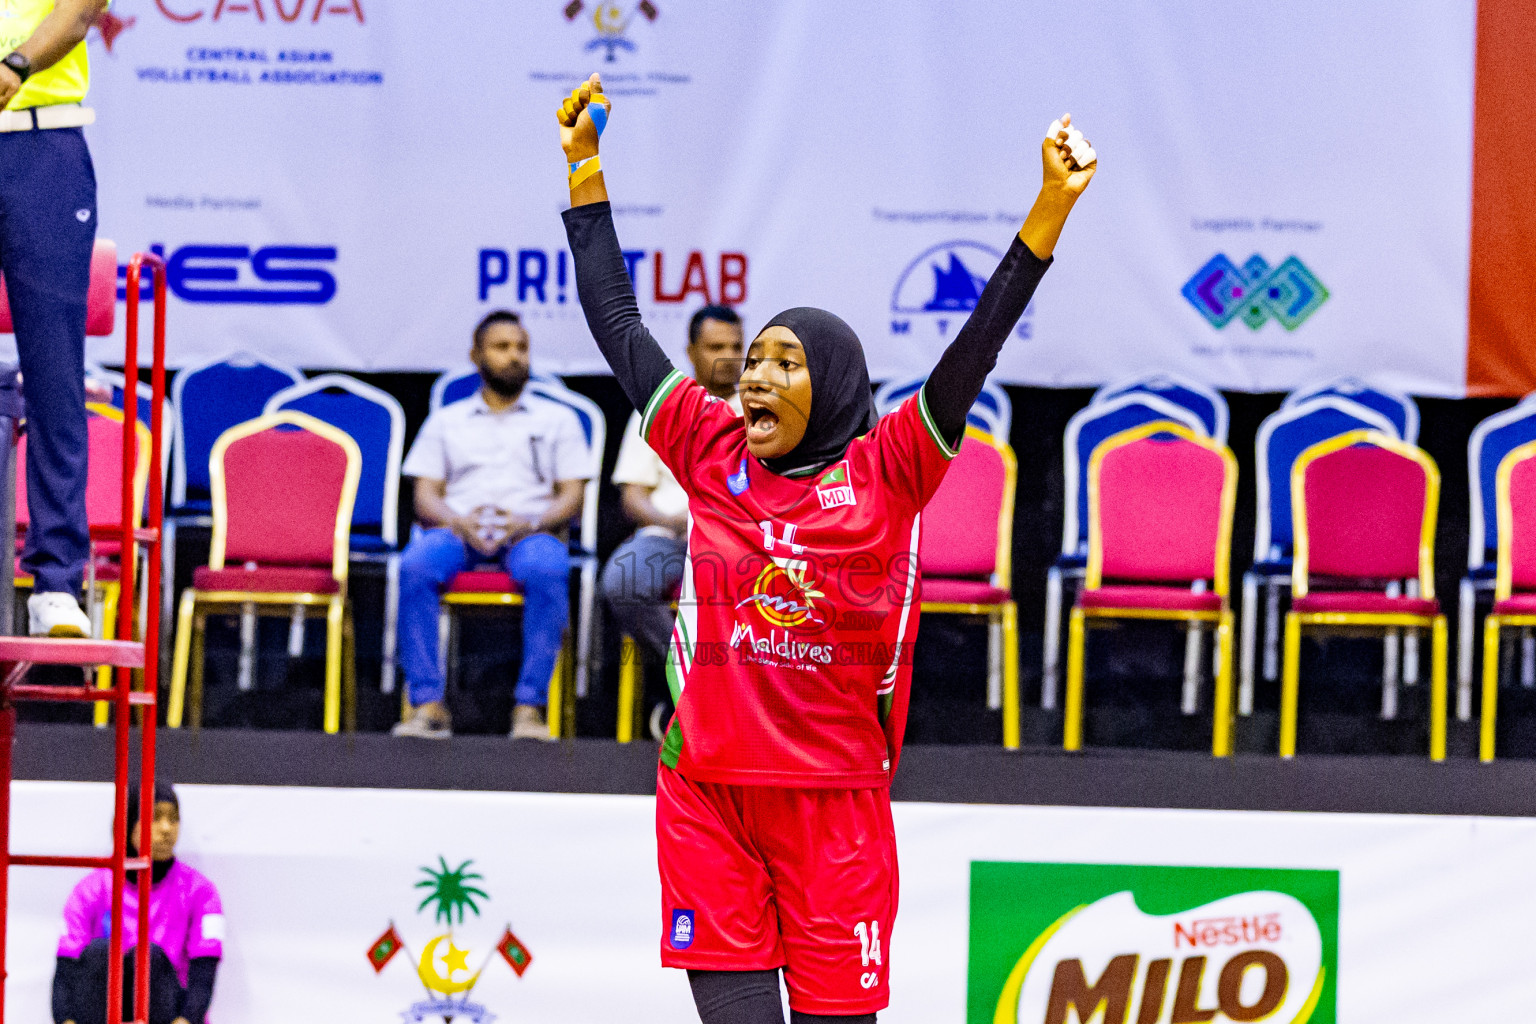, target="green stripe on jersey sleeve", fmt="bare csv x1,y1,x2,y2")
641,368,688,443
916,385,961,460
660,653,686,768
